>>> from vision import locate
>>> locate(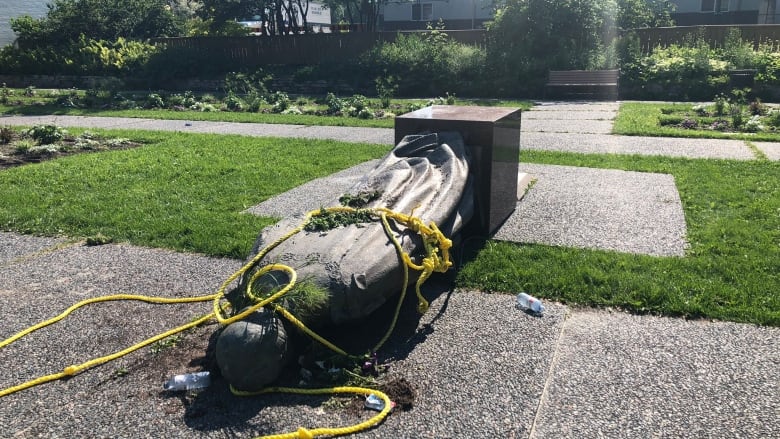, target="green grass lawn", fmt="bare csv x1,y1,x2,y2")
0,129,389,258
458,150,780,326
613,101,780,141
